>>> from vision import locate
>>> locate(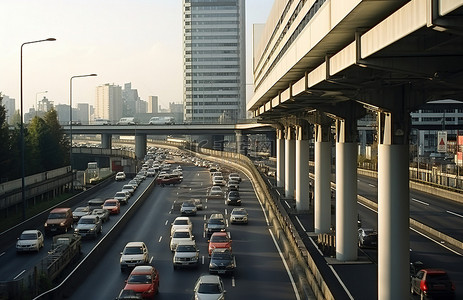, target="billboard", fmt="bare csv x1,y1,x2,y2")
437,131,447,153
